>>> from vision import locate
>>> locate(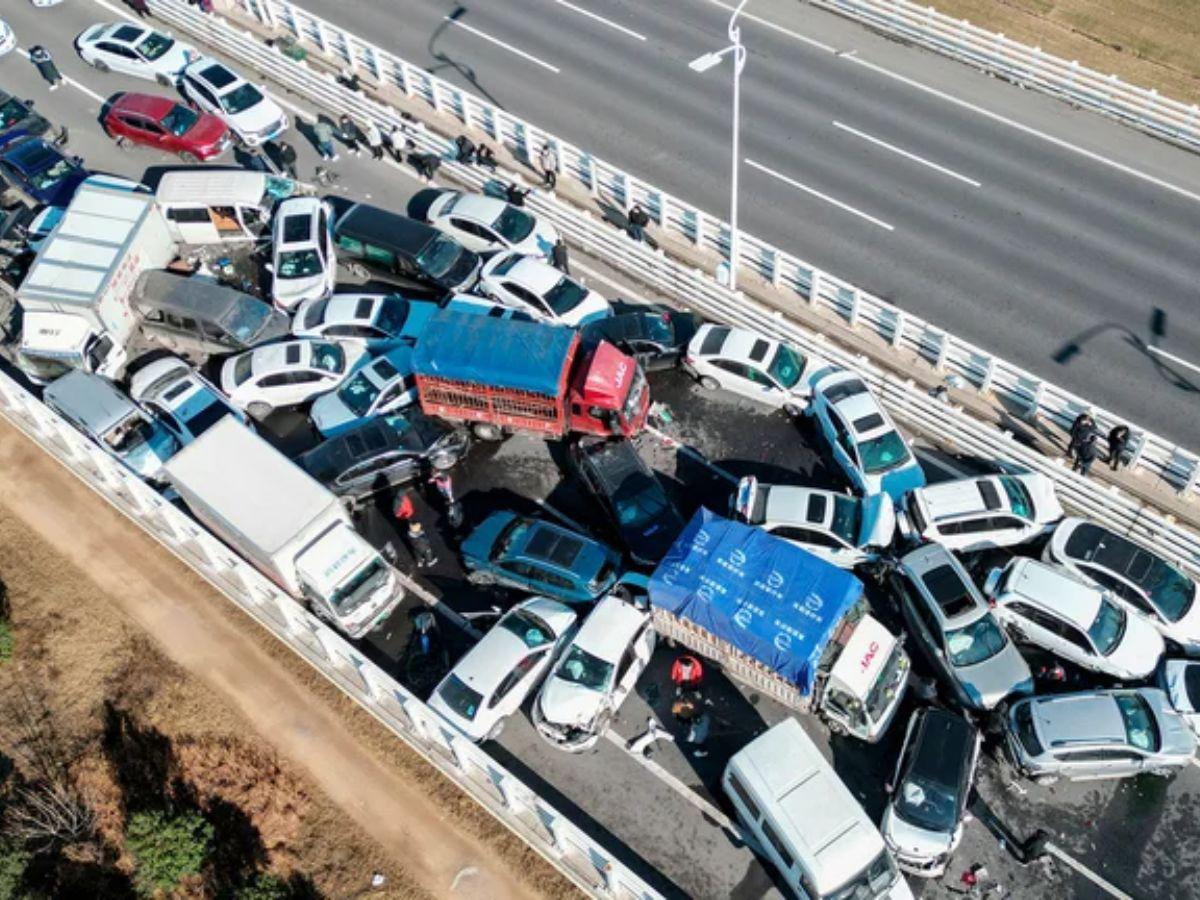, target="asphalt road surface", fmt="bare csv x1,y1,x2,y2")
4,2,1200,898
292,0,1200,450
